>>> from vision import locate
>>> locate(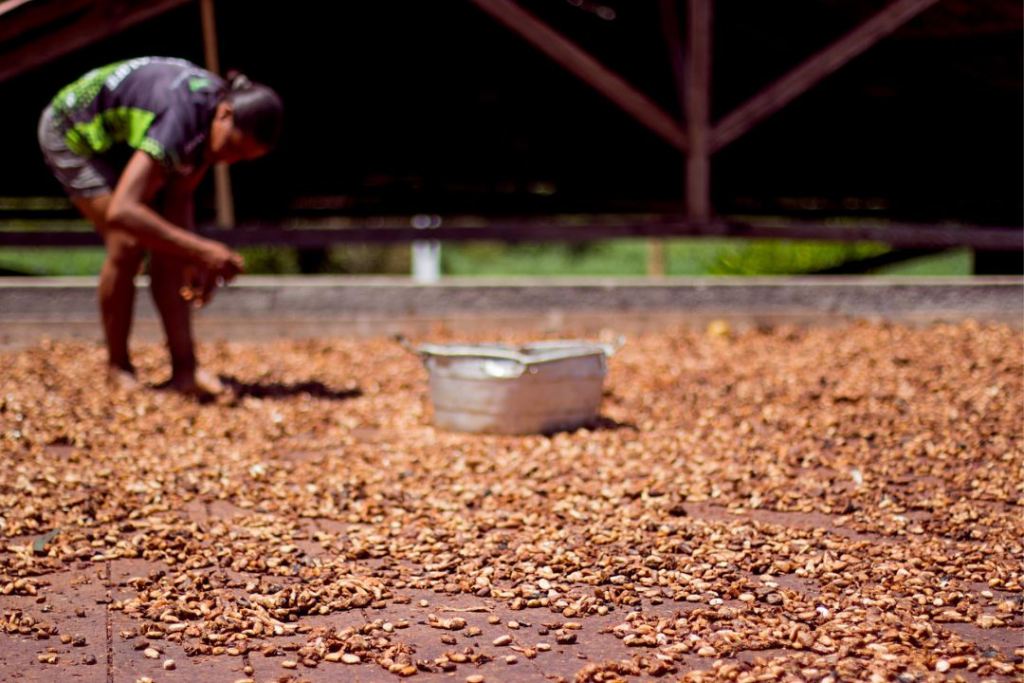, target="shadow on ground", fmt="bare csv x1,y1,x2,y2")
539,415,638,436
220,377,363,401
